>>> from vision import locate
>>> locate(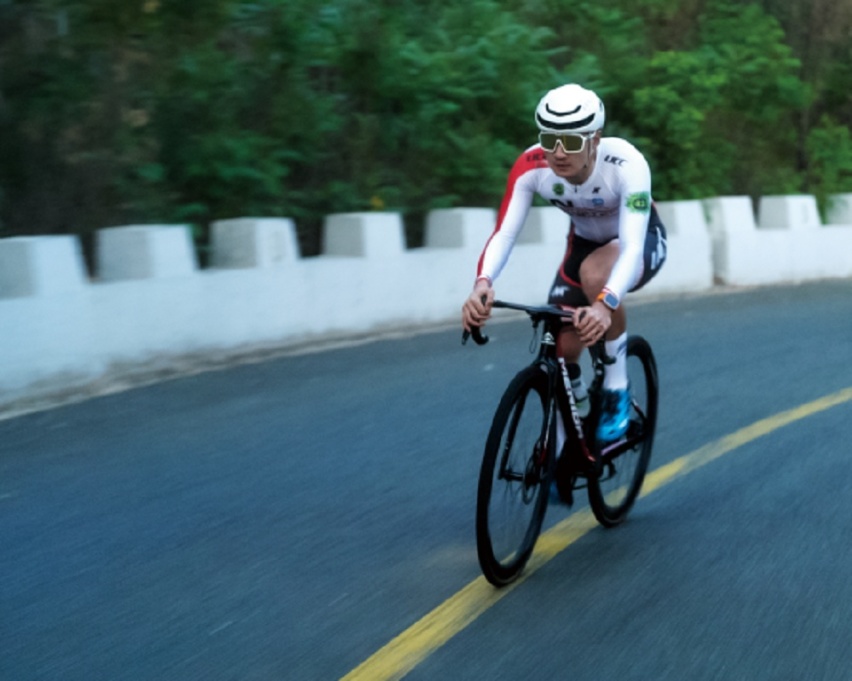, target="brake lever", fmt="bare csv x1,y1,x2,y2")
462,293,491,346
462,326,489,346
